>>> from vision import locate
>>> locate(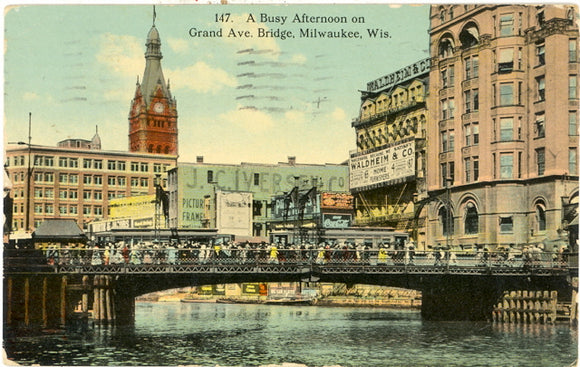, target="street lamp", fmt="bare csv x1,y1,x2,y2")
154,173,161,241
